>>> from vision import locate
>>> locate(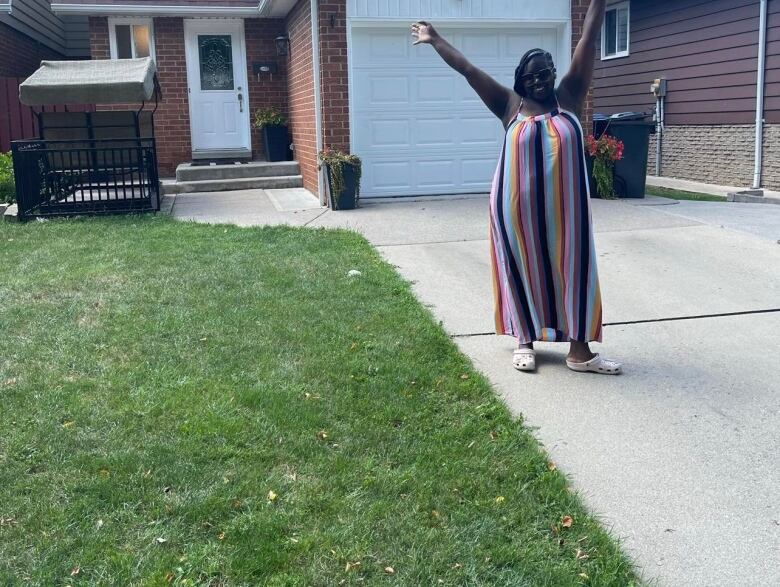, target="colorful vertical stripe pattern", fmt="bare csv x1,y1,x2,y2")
489,106,603,344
